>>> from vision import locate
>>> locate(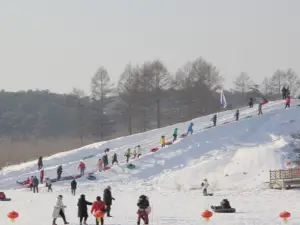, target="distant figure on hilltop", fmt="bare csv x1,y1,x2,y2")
38,156,43,169
187,122,194,135
211,115,217,127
